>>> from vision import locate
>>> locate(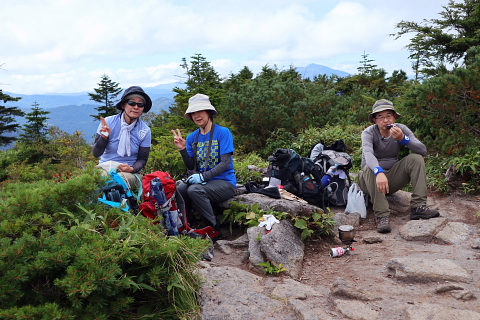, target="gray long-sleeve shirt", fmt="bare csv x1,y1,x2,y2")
361,123,427,171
